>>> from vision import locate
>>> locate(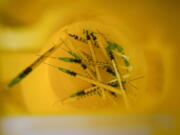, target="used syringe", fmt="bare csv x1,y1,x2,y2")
8,42,63,88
